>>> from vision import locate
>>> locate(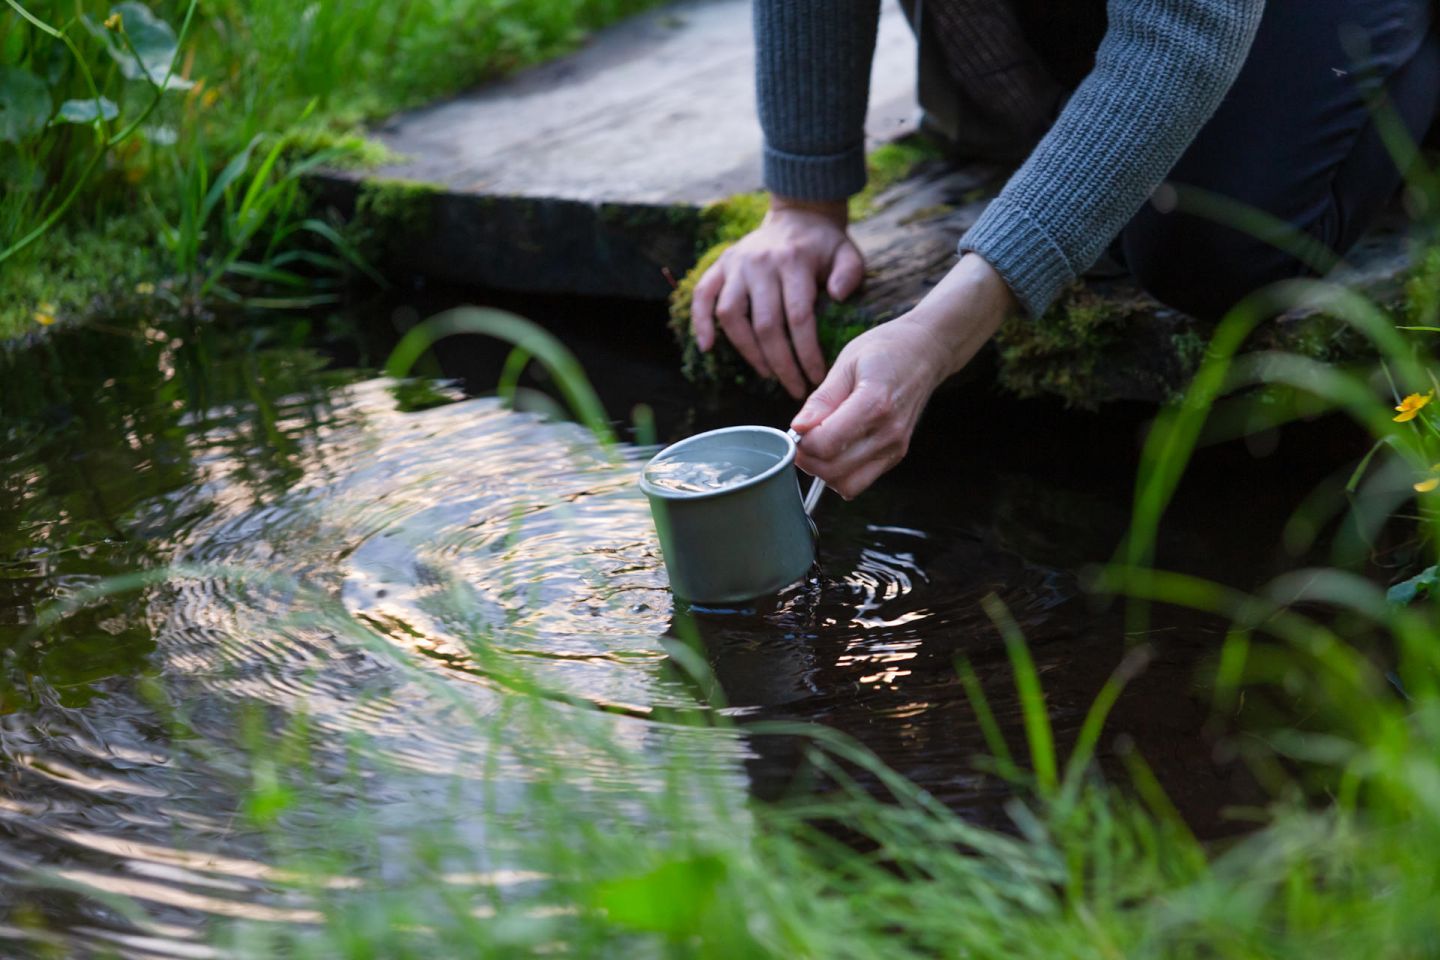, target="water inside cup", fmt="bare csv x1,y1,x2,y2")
643,456,759,493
